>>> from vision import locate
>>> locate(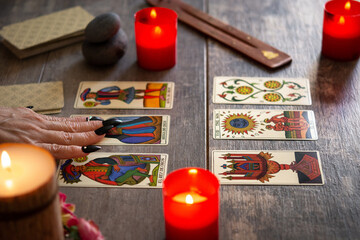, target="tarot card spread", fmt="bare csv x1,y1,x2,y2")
74,81,174,109
57,152,168,188
72,115,170,145
212,150,324,185
213,109,318,140
213,77,311,105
